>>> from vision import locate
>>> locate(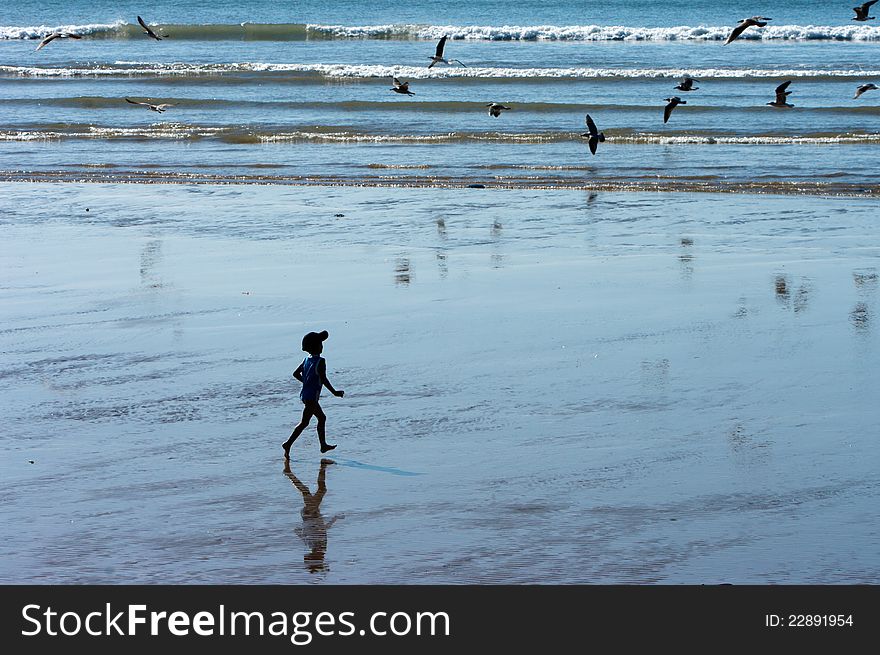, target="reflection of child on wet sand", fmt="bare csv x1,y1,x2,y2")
283,330,344,459
284,458,343,573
